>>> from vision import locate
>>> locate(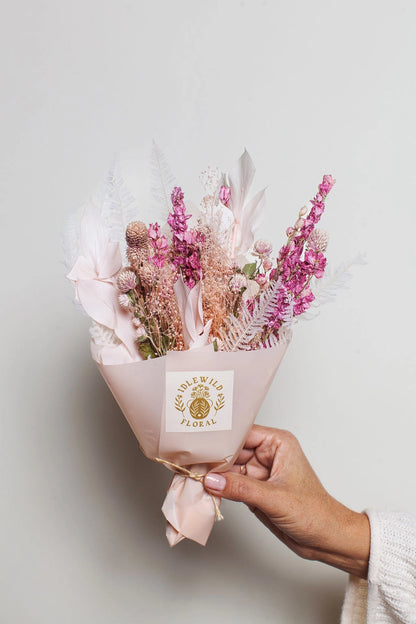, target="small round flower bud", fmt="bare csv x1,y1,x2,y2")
299,206,308,217
306,228,329,252
263,258,273,272
229,274,248,293
135,326,147,339
286,226,295,237
295,218,305,230
126,221,149,248
255,273,267,287
118,294,130,309
253,239,273,256
117,269,137,293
